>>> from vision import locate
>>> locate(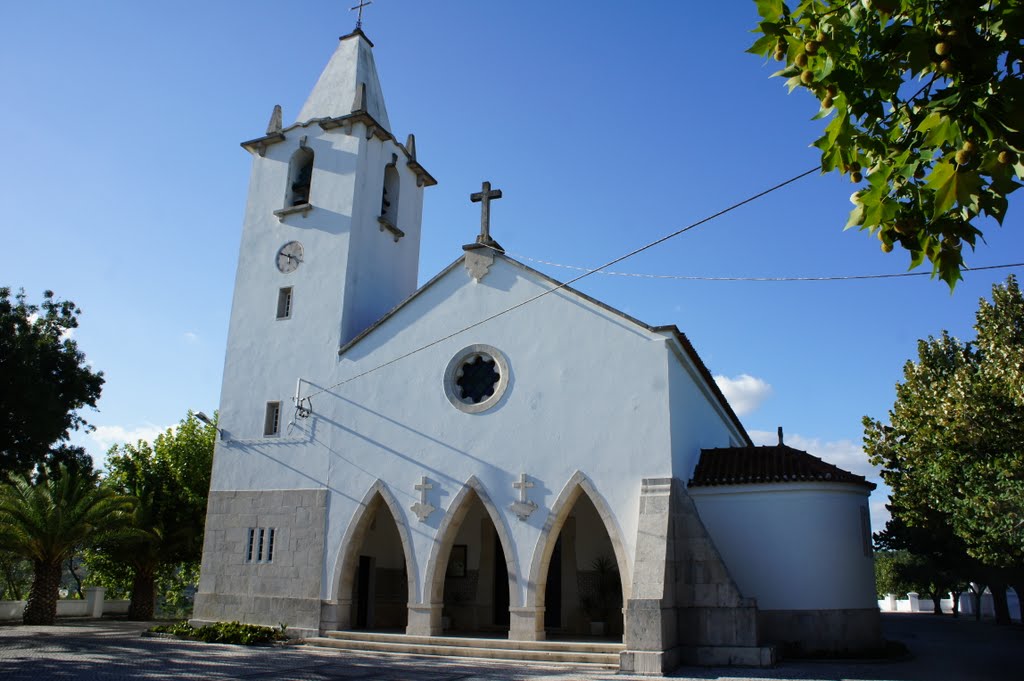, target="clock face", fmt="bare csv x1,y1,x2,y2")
276,241,304,273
